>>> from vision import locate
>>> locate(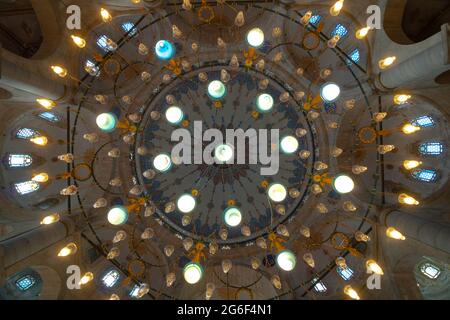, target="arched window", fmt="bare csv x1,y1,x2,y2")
312,278,327,293
101,269,121,288
348,48,360,64
337,266,354,281
15,275,36,291
419,142,444,156
130,284,140,298
8,154,33,168
16,128,39,139
412,169,438,182
97,35,115,52
331,24,348,38
412,116,434,128
122,22,137,37
309,15,322,26
39,112,59,123
420,262,441,279
85,59,100,77
14,181,40,195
